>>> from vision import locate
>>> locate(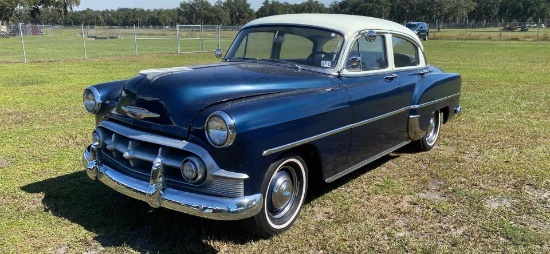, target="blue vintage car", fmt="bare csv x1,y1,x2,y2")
82,14,461,236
